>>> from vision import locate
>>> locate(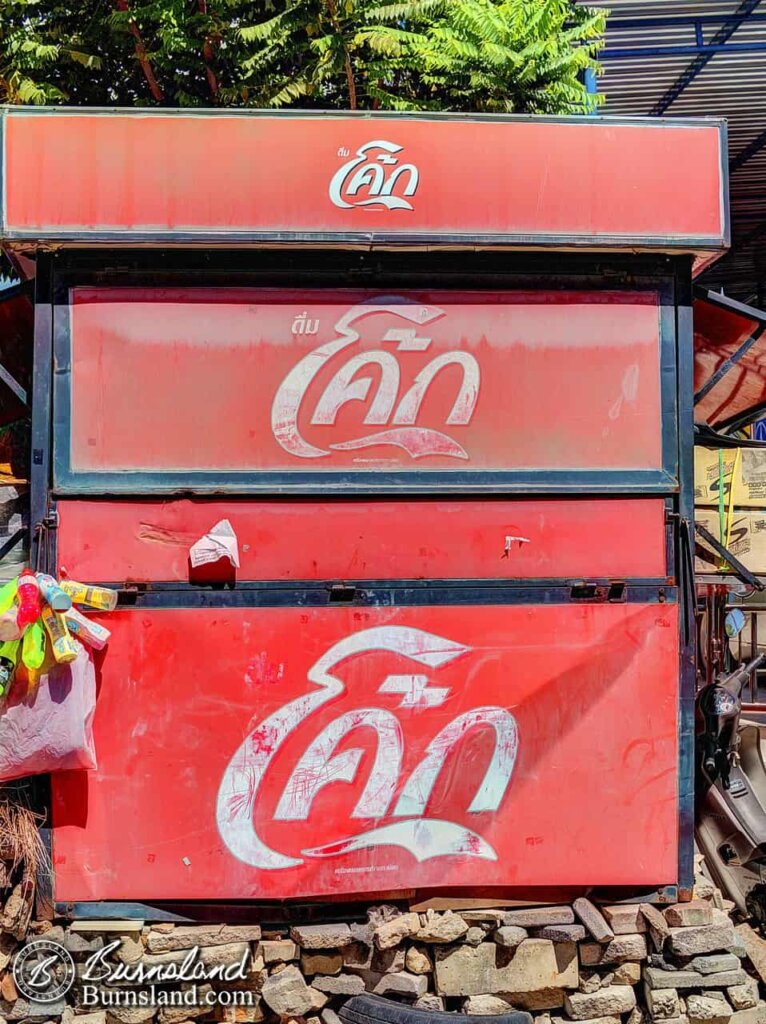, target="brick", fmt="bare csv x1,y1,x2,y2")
735,925,766,984
686,994,733,1024
300,952,342,976
729,983,759,1011
261,966,314,1018
374,972,428,998
434,938,577,998
311,974,365,996
495,926,529,949
574,899,615,943
664,903,714,929
503,907,575,928
688,956,741,976
603,907,648,936
146,925,261,952
565,986,637,1020
646,987,681,1020
669,925,736,958
262,940,298,965
415,910,468,945
531,924,587,943
289,924,352,950
463,996,513,1015
580,934,648,965
644,969,748,991
613,963,641,986
374,913,420,950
